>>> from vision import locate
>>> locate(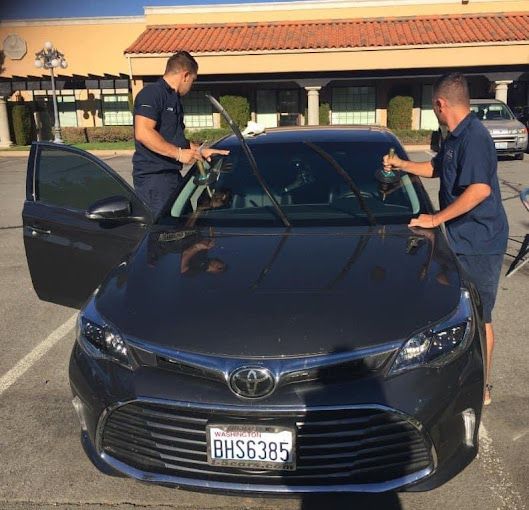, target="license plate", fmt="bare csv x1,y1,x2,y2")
207,424,296,470
495,142,508,149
